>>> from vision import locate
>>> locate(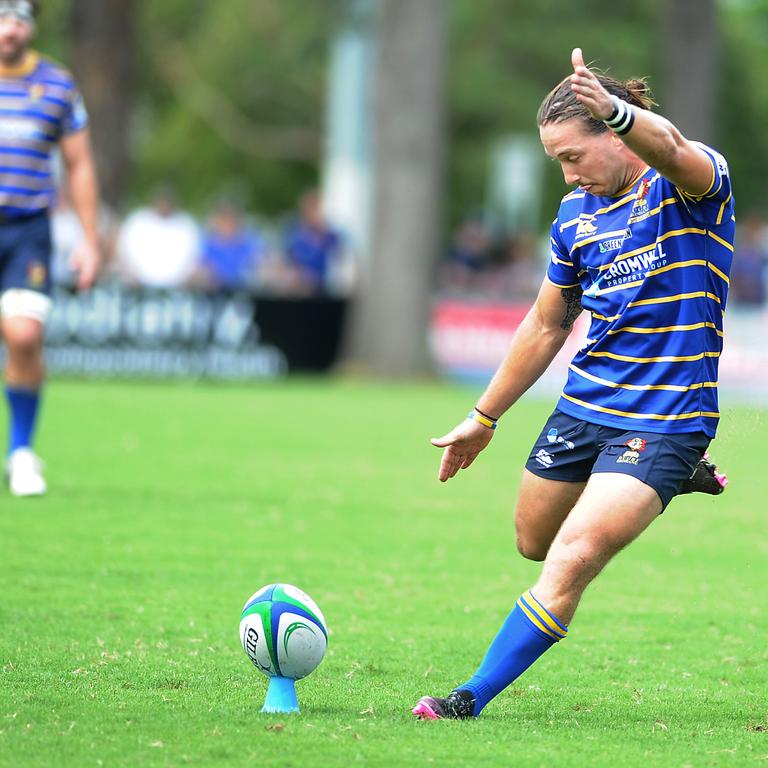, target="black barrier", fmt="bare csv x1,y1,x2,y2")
41,282,348,379
255,296,348,372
